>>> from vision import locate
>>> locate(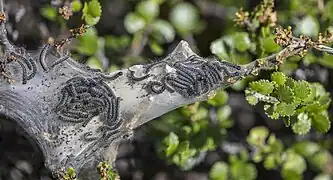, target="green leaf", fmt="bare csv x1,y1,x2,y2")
293,141,320,157
207,90,229,106
76,28,98,55
249,80,275,95
312,83,327,97
232,32,251,52
263,154,280,170
260,36,280,53
71,0,83,12
265,104,280,119
284,77,295,87
169,2,199,35
247,126,269,146
271,72,286,86
82,0,102,25
191,107,208,121
84,14,101,26
276,85,294,103
171,141,197,170
209,162,229,180
216,106,232,123
323,0,333,21
303,53,317,65
318,54,333,68
246,95,258,106
124,12,146,34
231,78,247,91
311,112,331,133
149,39,164,55
296,15,319,37
66,167,76,179
210,38,229,60
87,0,102,17
164,132,179,156
303,85,316,103
281,151,306,179
105,35,131,50
292,113,311,135
306,94,331,112
86,56,102,70
308,150,330,171
275,102,296,117
267,134,284,153
292,80,311,100
151,19,175,43
230,162,257,180
314,174,332,180
136,0,160,21
41,6,57,21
